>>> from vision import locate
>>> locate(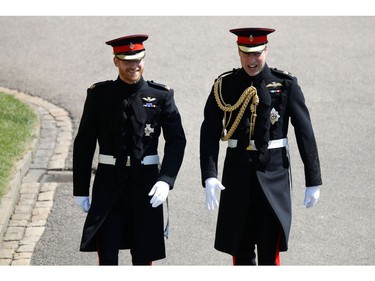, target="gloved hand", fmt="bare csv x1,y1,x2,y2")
304,186,320,208
149,181,170,208
74,196,90,212
205,177,225,211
